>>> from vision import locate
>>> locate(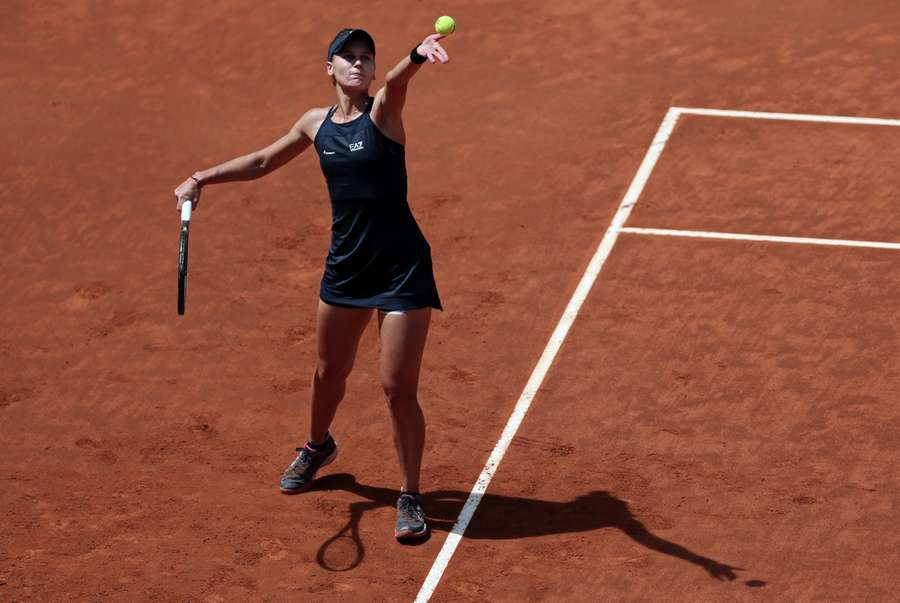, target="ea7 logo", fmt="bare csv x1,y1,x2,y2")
349,141,364,152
